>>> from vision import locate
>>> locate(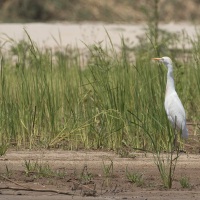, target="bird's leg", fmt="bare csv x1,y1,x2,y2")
174,130,186,153
173,131,178,151
173,116,180,152
179,131,187,153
